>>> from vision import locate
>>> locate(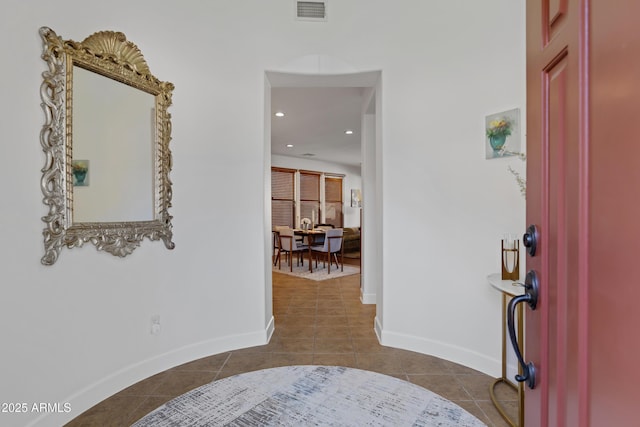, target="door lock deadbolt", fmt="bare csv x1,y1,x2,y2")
523,224,539,257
